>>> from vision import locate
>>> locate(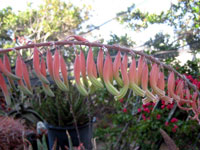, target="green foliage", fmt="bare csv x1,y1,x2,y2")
37,135,48,150
173,58,200,79
32,85,89,127
144,32,180,51
94,88,200,150
0,0,90,48
118,0,200,53
107,34,135,47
